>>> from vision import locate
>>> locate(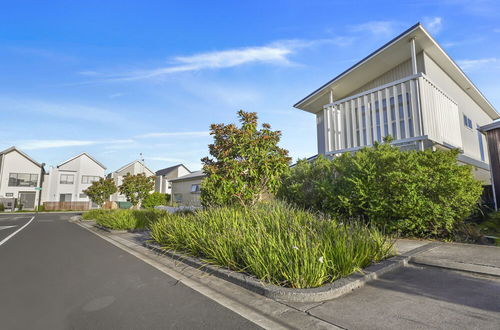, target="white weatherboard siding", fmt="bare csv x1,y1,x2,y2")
0,149,43,209
422,53,492,163
42,153,106,203
155,165,190,195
